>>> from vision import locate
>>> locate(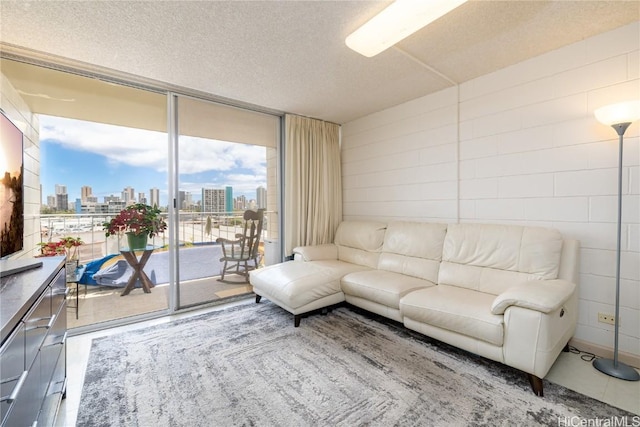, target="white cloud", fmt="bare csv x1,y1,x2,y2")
40,115,168,170
178,136,265,174
40,115,267,179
